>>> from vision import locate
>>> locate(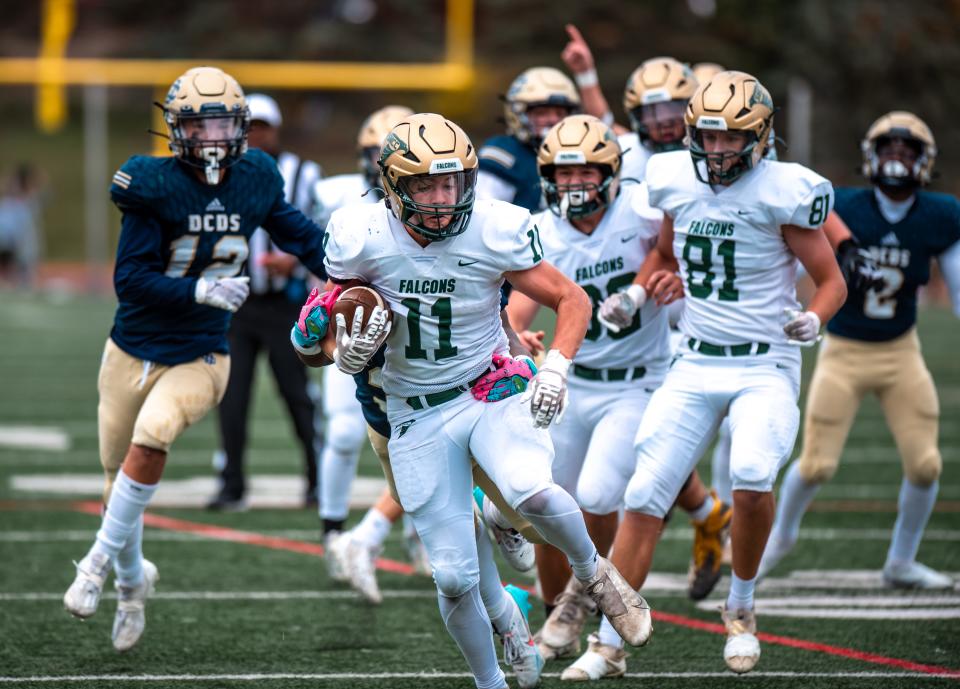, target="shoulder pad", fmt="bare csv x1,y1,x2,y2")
479,135,530,174
109,155,168,213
